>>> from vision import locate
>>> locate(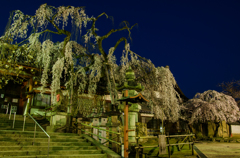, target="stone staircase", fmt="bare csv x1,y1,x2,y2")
0,114,108,158
0,113,44,131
